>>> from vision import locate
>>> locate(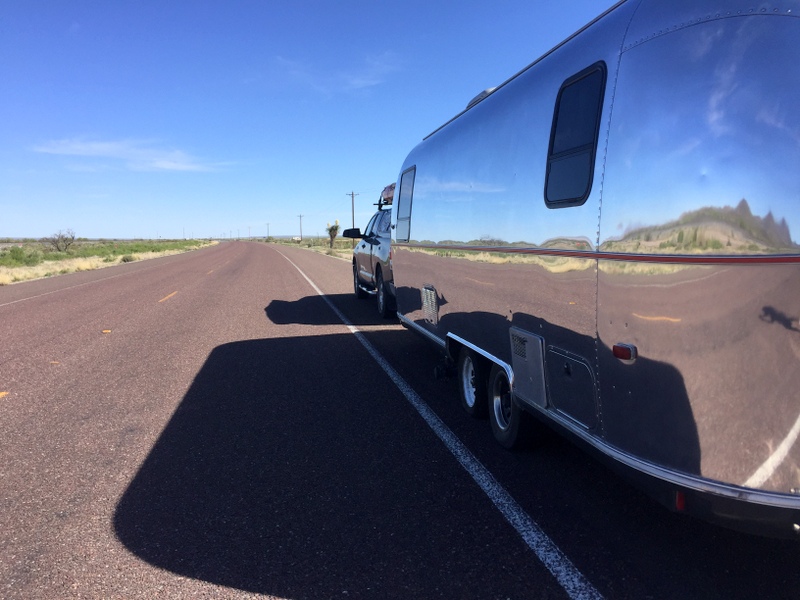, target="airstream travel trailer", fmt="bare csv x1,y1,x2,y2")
389,0,800,537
